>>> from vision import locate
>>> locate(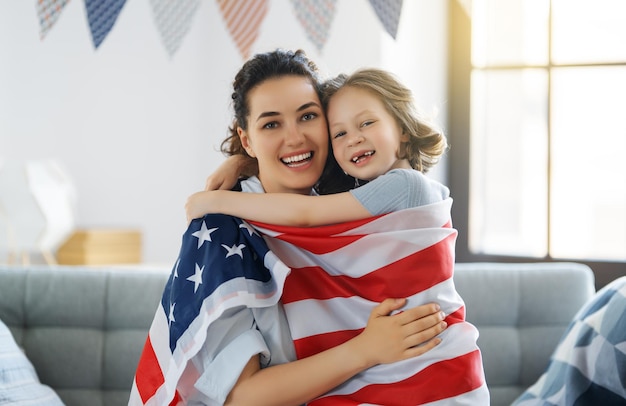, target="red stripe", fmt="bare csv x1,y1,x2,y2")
281,233,456,303
134,336,164,403
310,350,485,406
